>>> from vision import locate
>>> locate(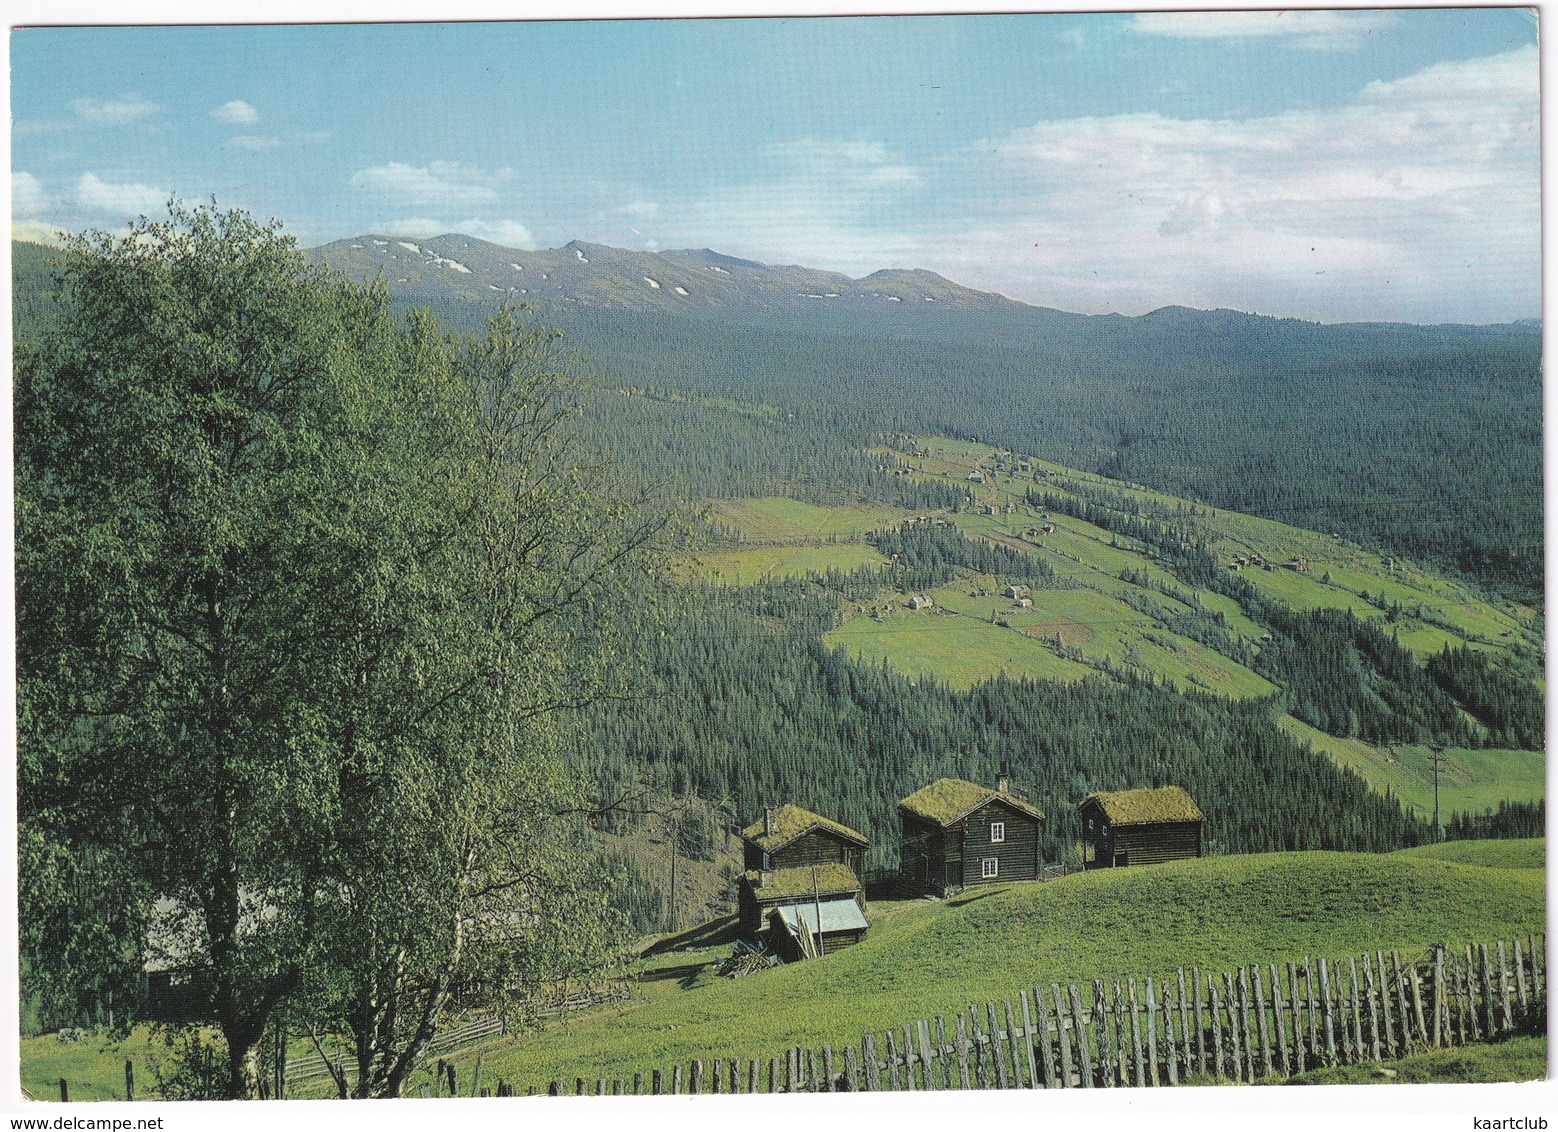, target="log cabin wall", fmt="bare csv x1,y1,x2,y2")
957,800,1042,887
